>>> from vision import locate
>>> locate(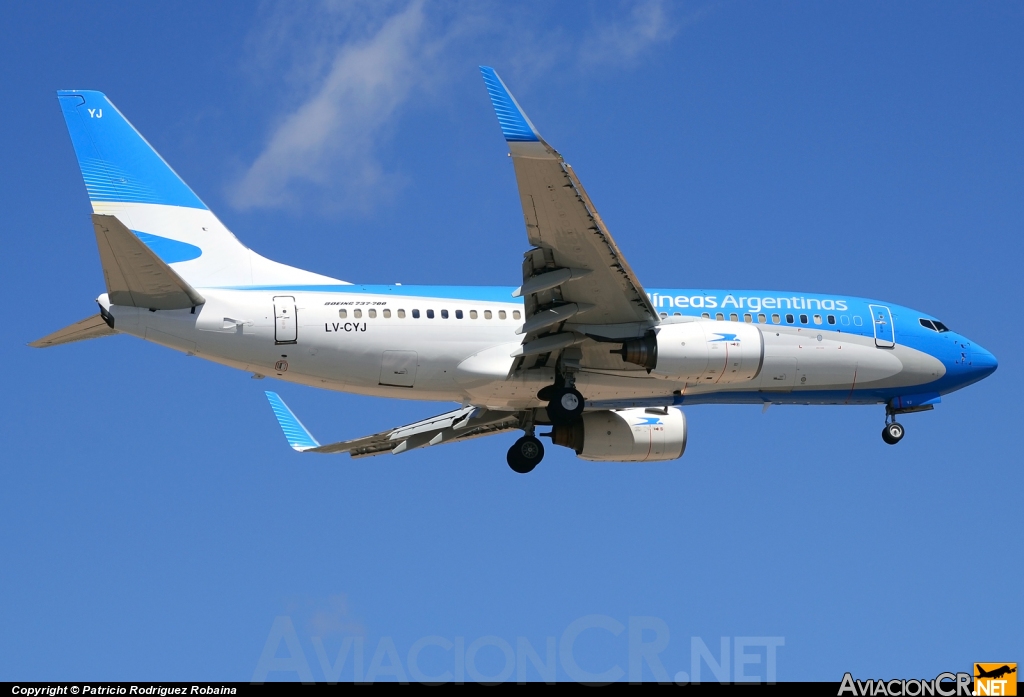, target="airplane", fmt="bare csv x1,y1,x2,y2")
975,665,1016,680
32,67,998,474
974,663,1015,679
